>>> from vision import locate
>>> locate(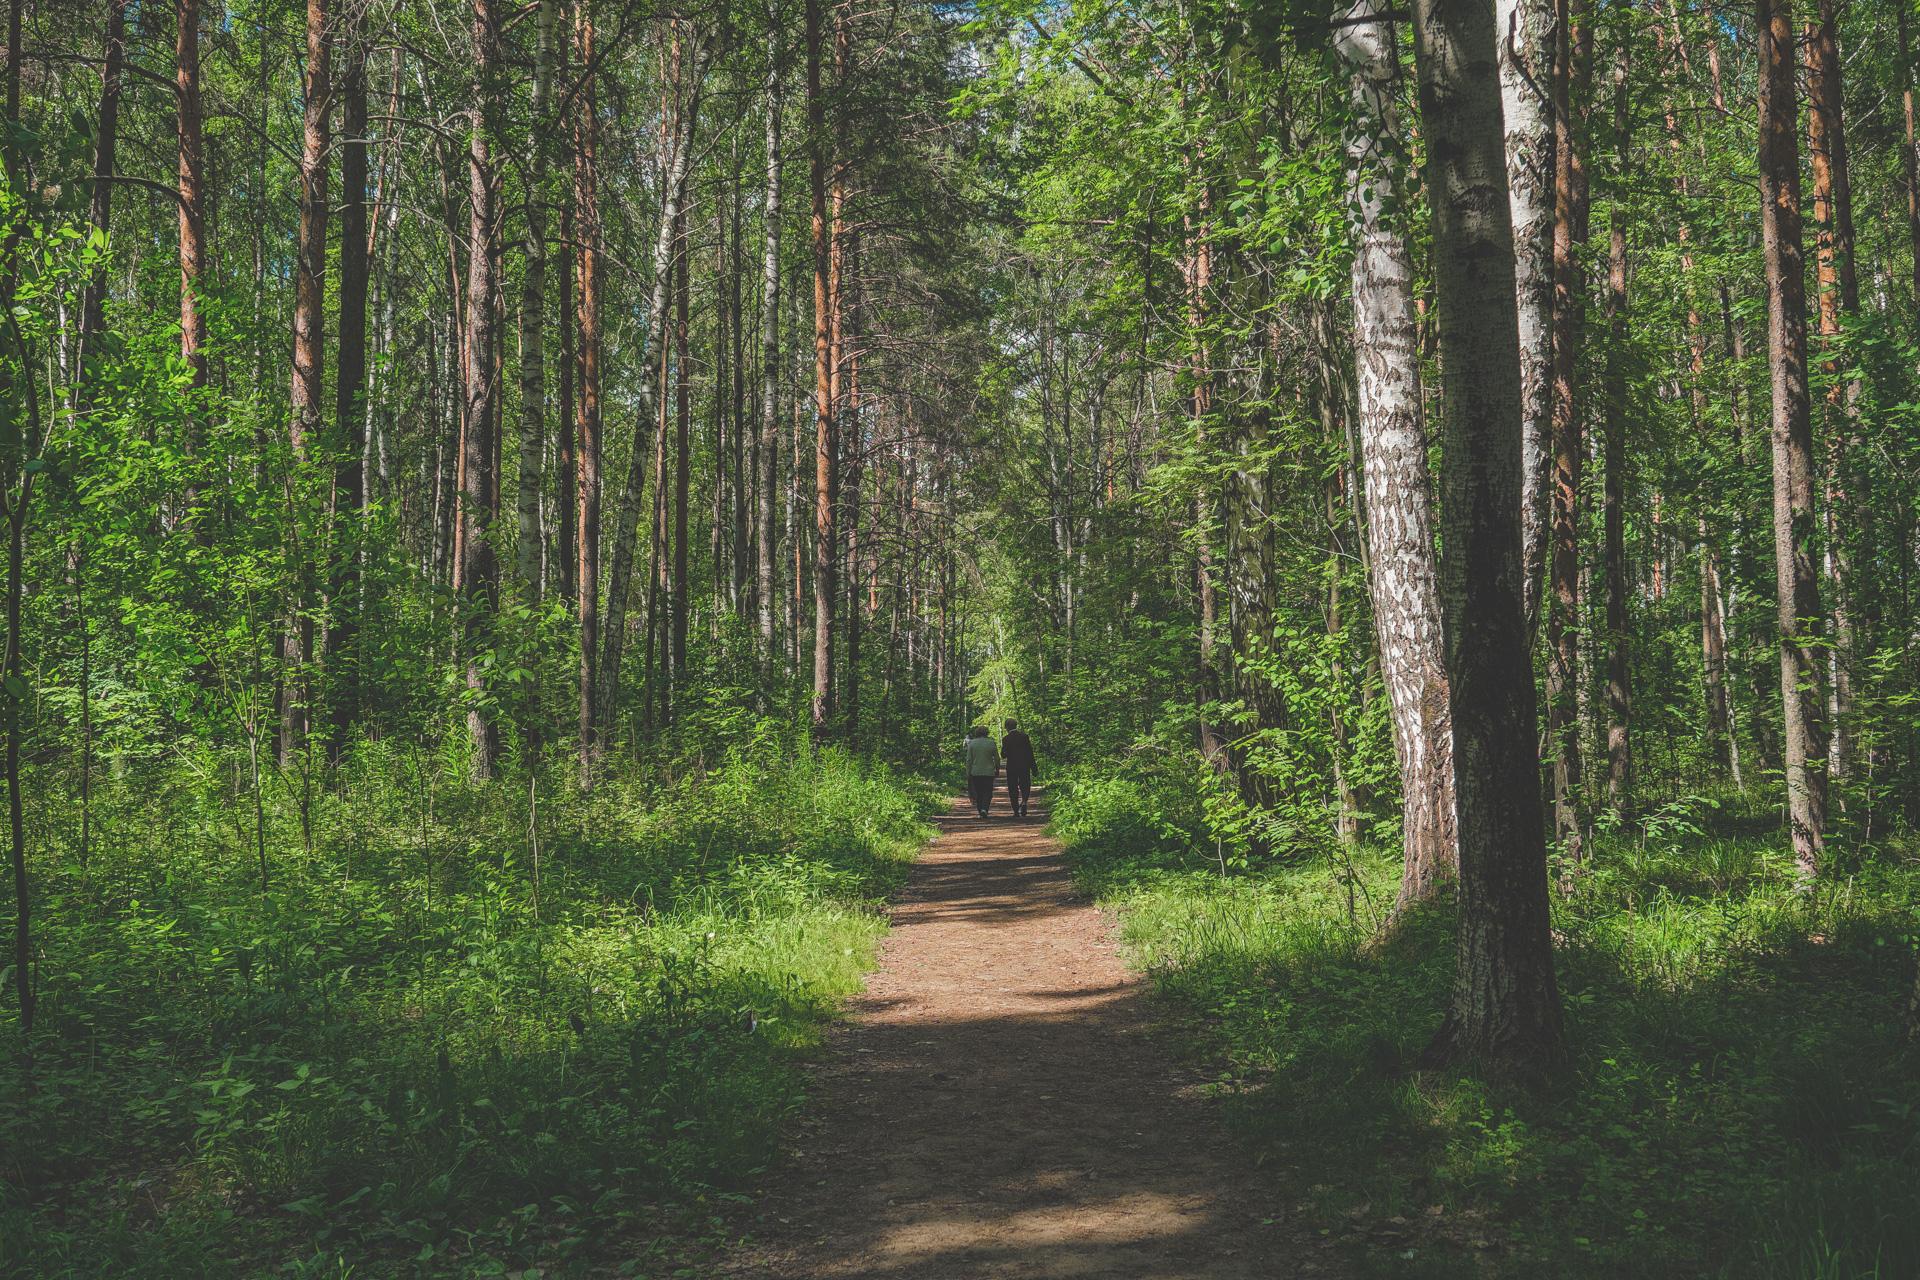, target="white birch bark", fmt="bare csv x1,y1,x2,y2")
1335,0,1458,911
